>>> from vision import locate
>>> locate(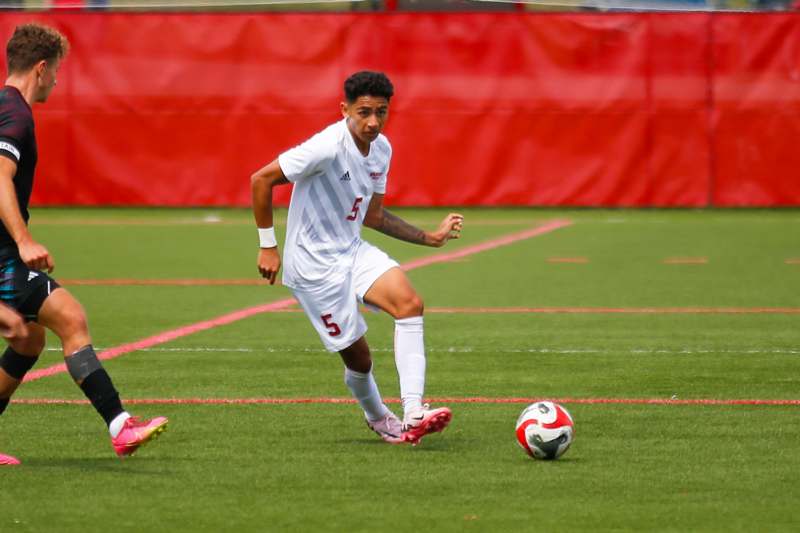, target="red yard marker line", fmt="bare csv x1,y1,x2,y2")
13,397,800,406
23,298,297,382
24,220,572,383
662,257,708,265
432,397,800,406
424,306,800,314
400,219,572,271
